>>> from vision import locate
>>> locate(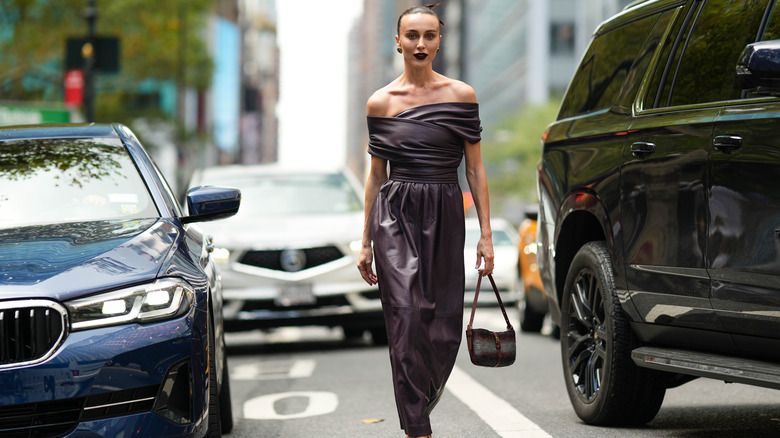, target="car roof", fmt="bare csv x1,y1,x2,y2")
0,124,118,141
597,0,682,34
196,163,344,176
